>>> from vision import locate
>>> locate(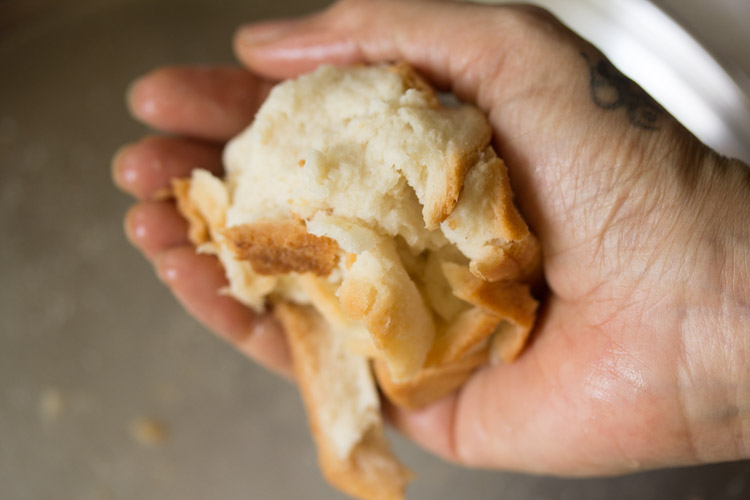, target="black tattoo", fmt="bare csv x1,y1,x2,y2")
581,52,663,131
